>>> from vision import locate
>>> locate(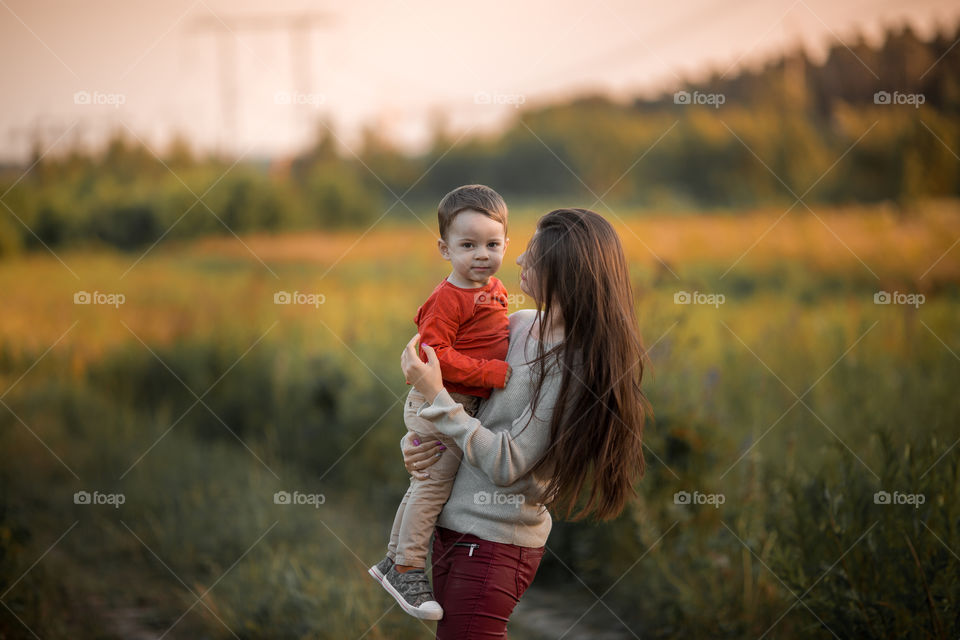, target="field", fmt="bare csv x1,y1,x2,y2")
1,202,958,639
